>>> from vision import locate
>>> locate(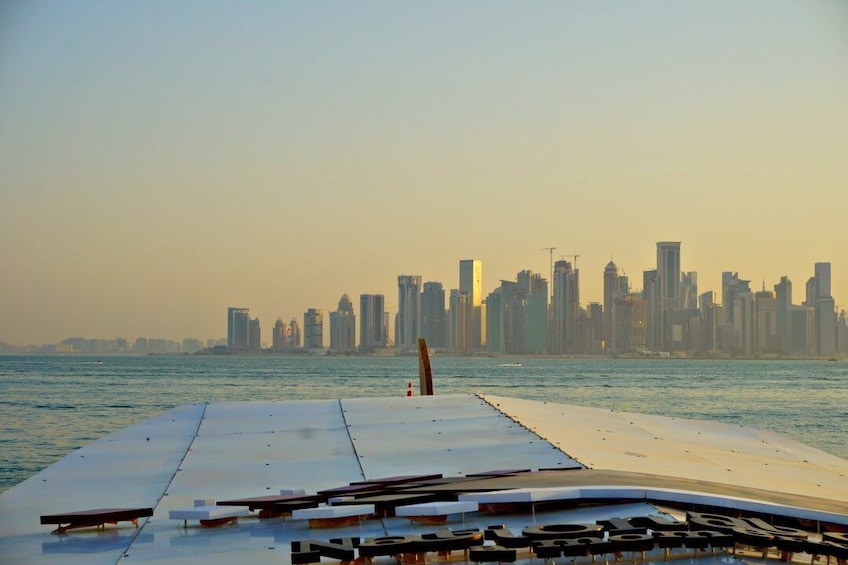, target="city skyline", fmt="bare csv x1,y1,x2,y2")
2,2,847,345
3,249,844,351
